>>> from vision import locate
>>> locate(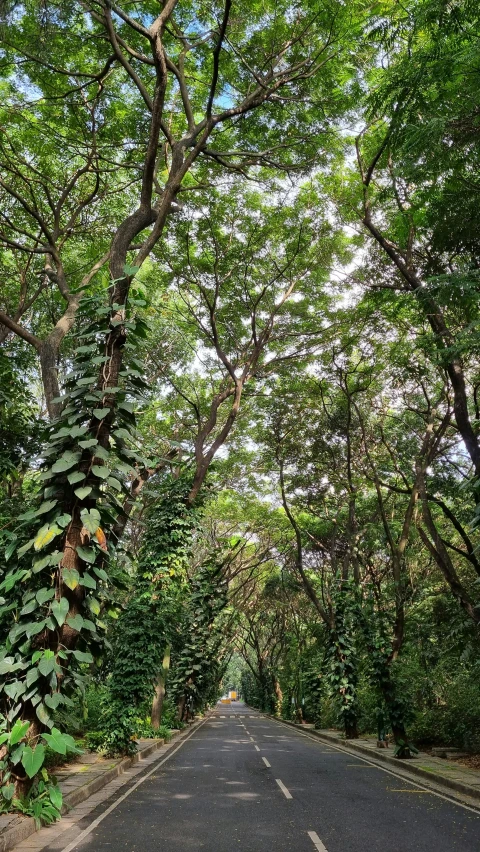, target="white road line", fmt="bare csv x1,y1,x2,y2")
308,830,328,851
275,778,293,799
262,757,271,768
270,718,480,816
249,736,255,742
254,745,260,752
59,721,207,852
